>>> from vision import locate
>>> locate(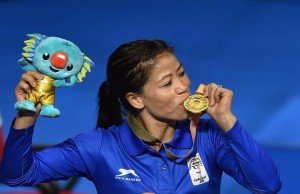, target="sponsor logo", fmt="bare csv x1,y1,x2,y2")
115,168,141,182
